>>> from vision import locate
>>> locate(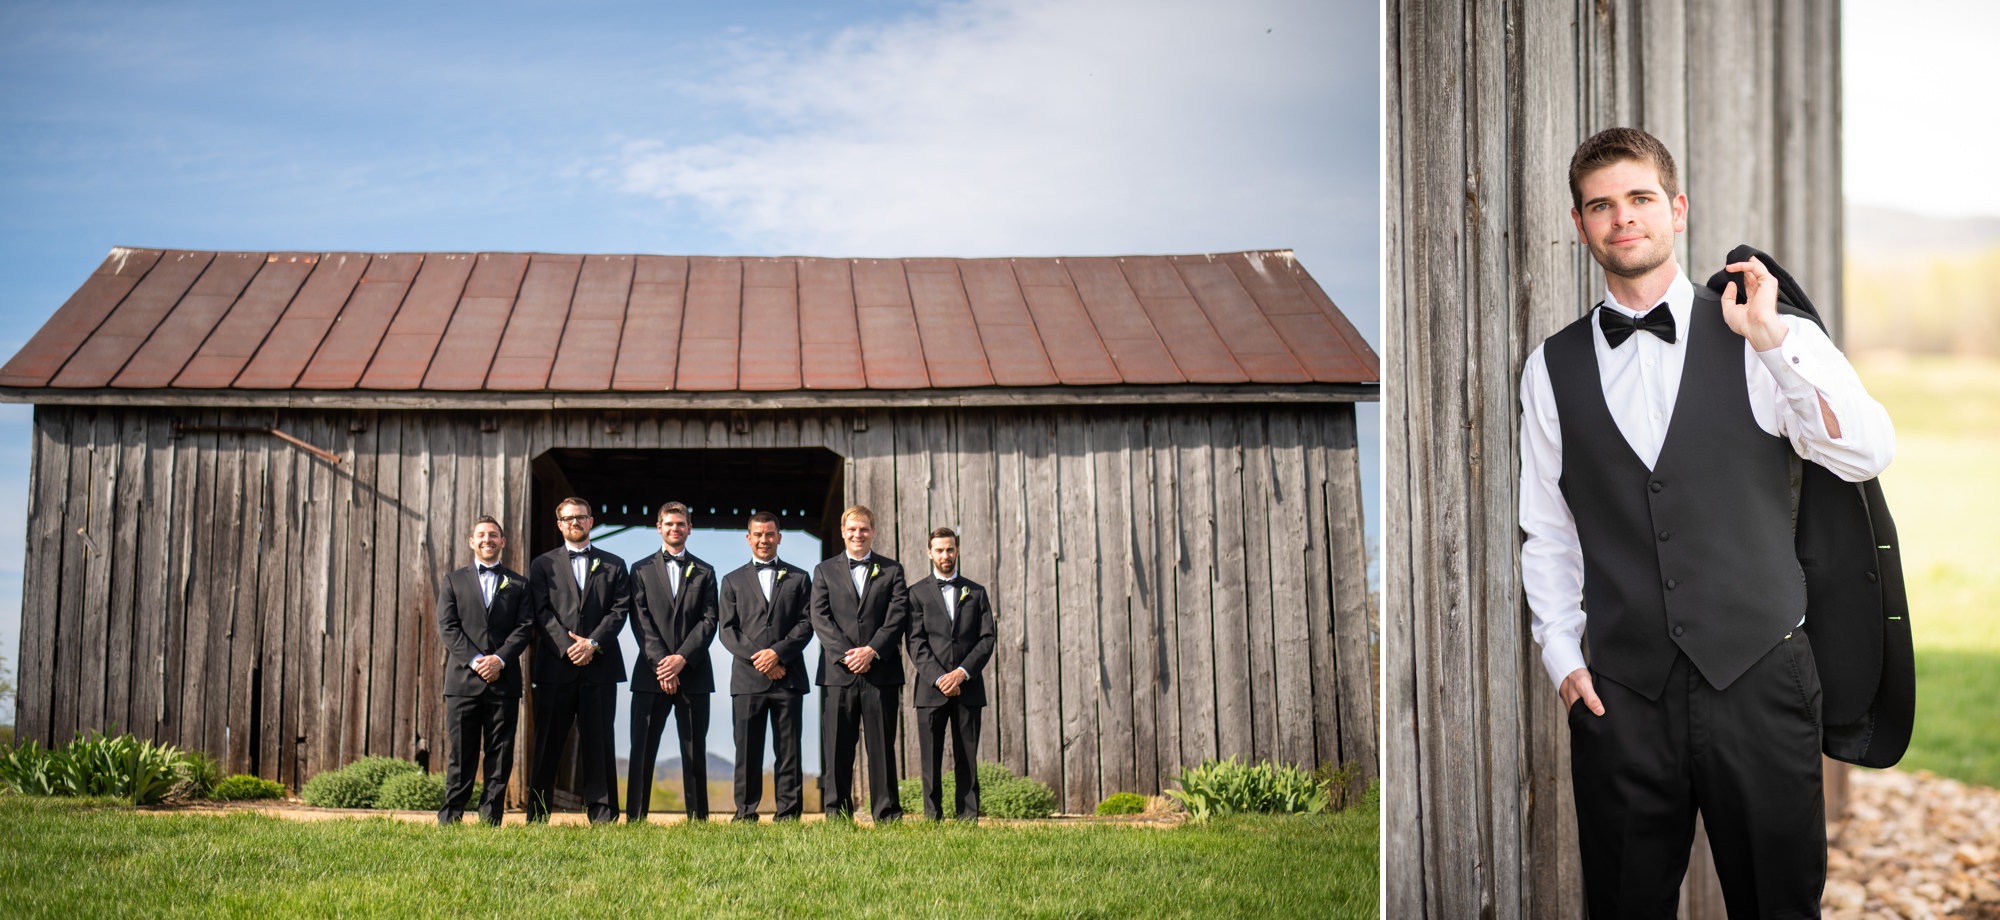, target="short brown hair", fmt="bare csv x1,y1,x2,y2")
928,526,958,547
841,505,875,527
1569,127,1679,210
748,510,779,530
657,502,692,525
556,496,593,517
467,514,505,539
